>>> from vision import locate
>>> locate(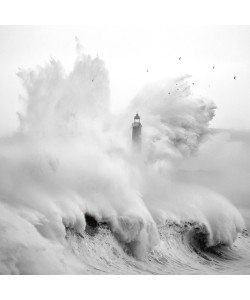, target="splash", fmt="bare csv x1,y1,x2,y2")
0,44,246,274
